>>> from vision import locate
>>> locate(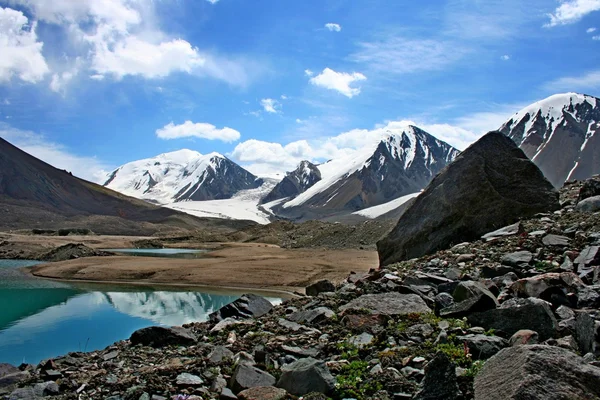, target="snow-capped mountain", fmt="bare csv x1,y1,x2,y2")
500,92,600,188
261,160,322,204
270,125,460,220
103,149,263,204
